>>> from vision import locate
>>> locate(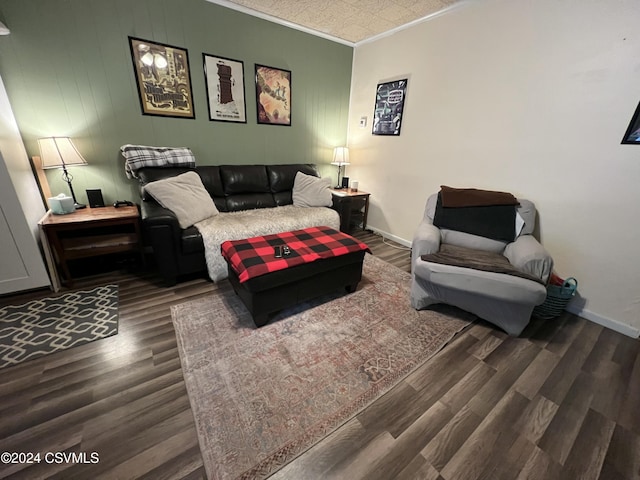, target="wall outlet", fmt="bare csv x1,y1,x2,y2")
359,116,367,128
